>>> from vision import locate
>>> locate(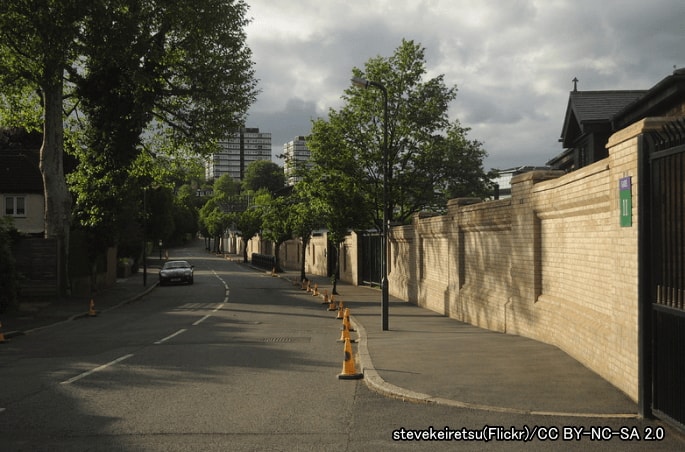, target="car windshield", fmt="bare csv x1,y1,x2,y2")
163,261,190,269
